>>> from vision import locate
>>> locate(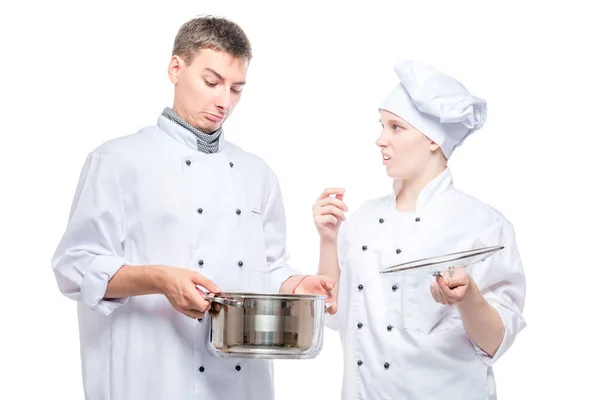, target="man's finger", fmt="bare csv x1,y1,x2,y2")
189,288,213,311
321,278,335,291
192,272,221,293
182,308,206,319
326,301,338,315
